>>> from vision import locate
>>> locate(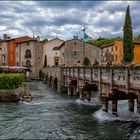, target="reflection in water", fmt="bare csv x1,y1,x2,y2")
0,81,139,139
